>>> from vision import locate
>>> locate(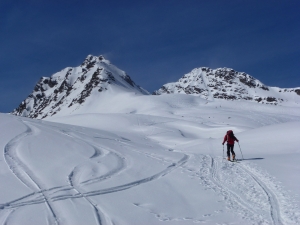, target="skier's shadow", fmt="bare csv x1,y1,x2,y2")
237,158,264,161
